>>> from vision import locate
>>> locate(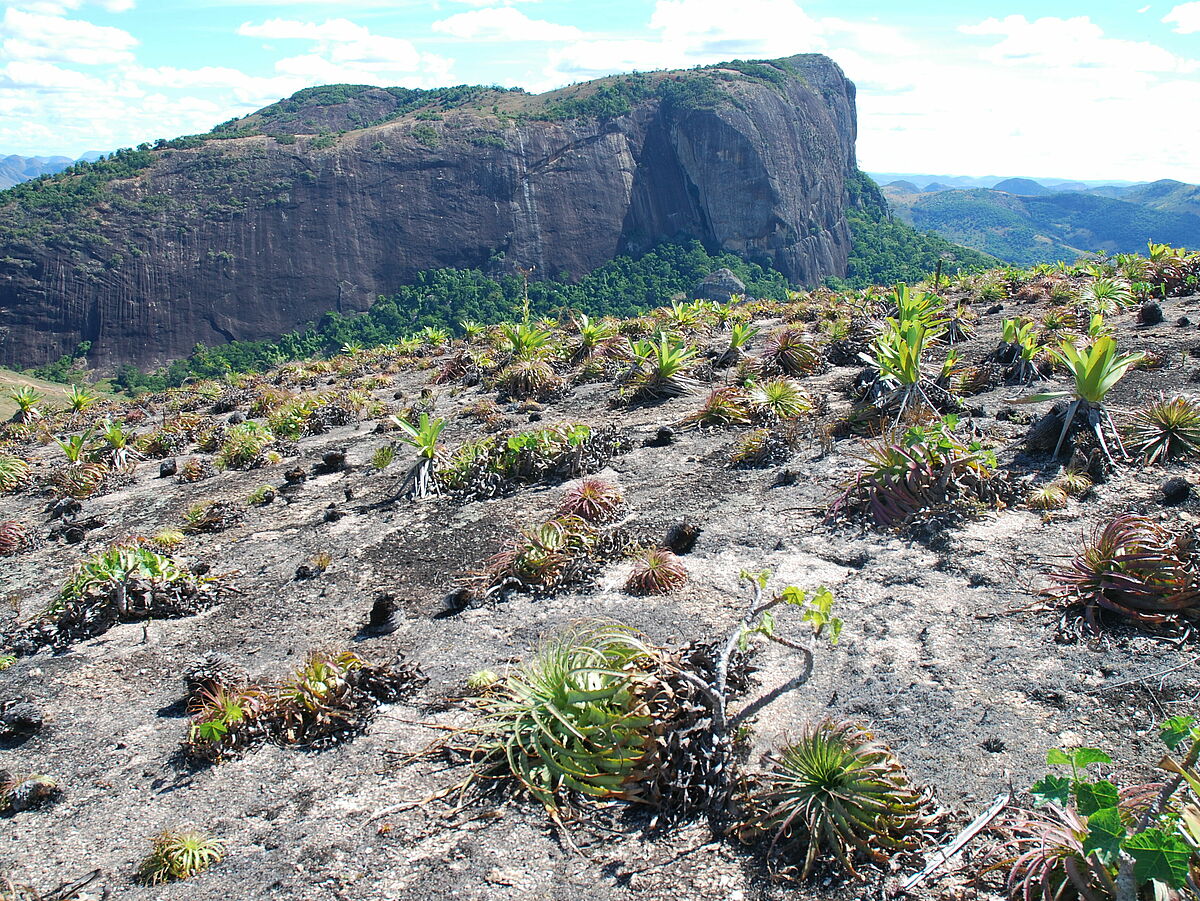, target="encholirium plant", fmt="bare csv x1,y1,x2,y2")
739,718,931,880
